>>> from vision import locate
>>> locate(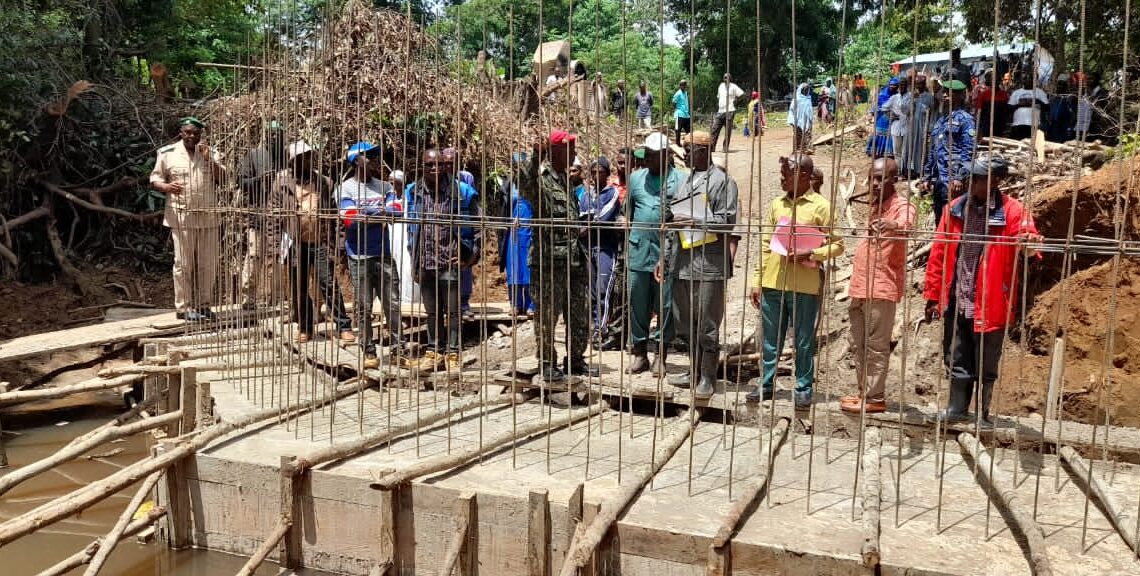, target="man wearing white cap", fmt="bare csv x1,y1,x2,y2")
338,141,404,369
270,141,352,344
625,131,686,375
